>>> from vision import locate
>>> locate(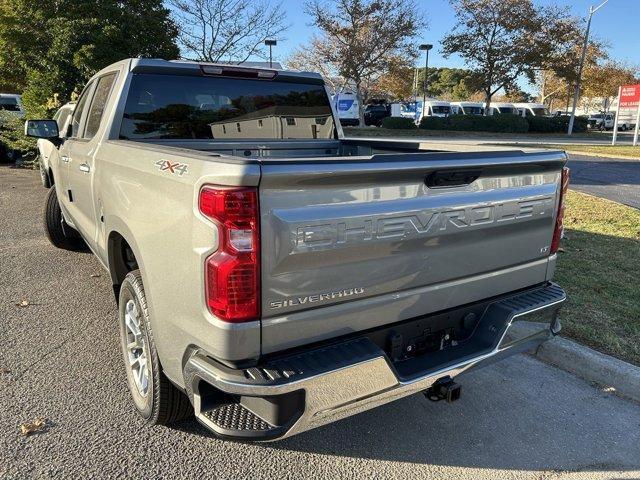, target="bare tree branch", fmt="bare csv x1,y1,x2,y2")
170,0,290,63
